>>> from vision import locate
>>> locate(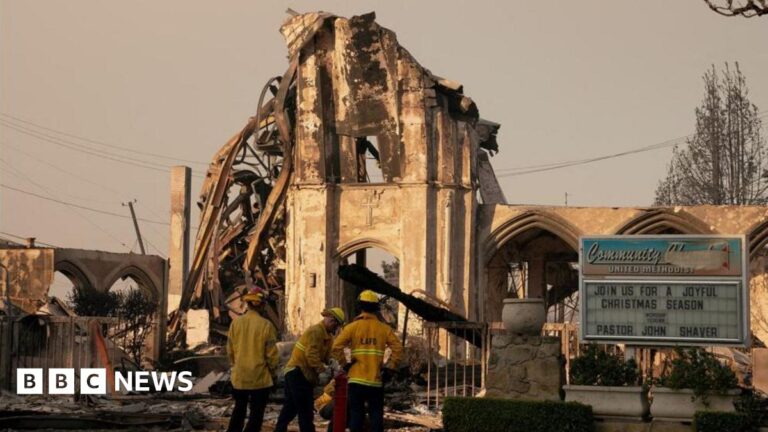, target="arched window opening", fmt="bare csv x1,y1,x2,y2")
338,246,399,326
485,228,578,324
